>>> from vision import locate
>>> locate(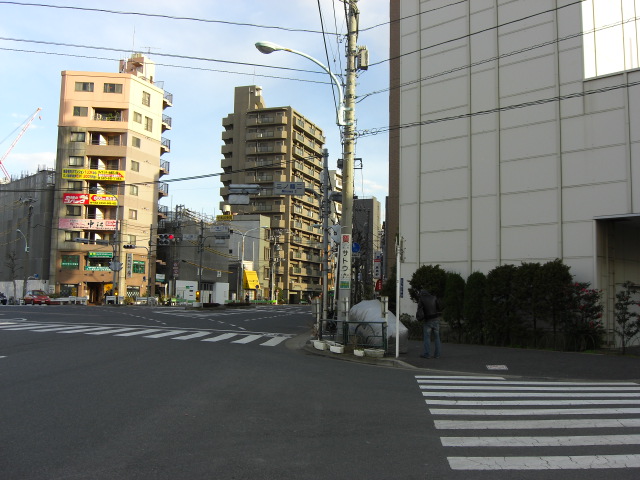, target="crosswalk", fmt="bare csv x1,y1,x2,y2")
0,320,291,347
417,375,640,472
